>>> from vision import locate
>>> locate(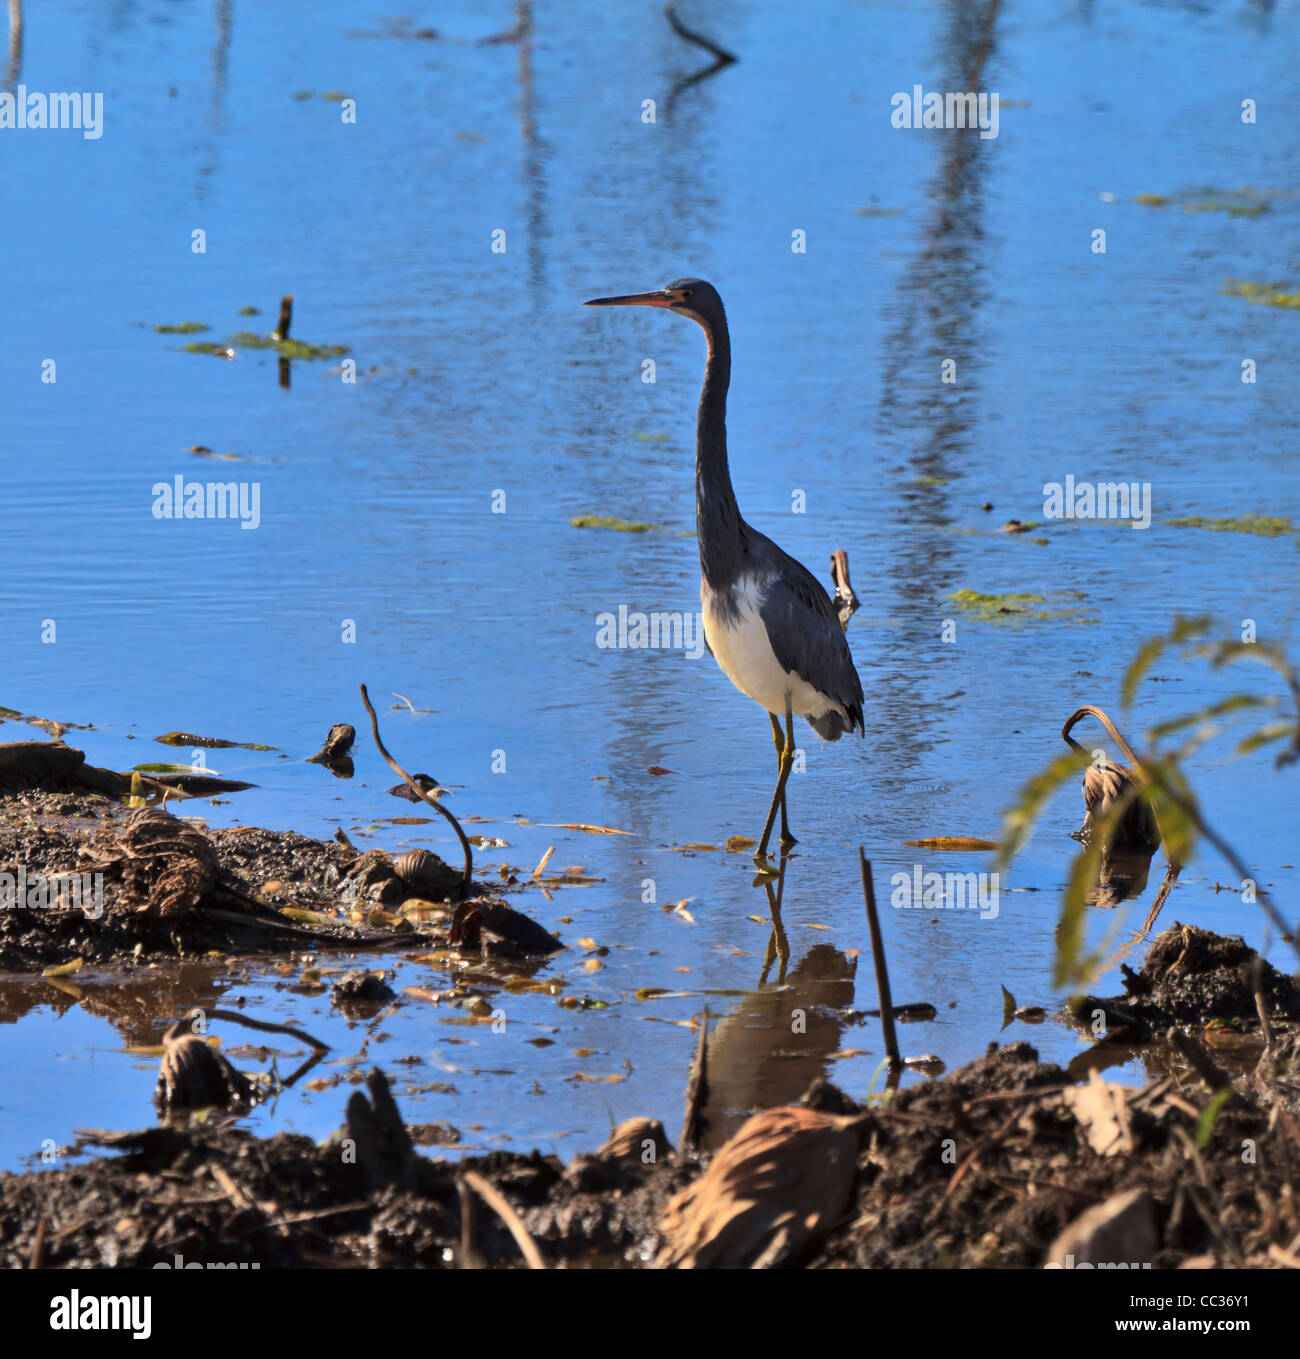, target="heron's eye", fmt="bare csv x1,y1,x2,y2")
680,289,693,299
